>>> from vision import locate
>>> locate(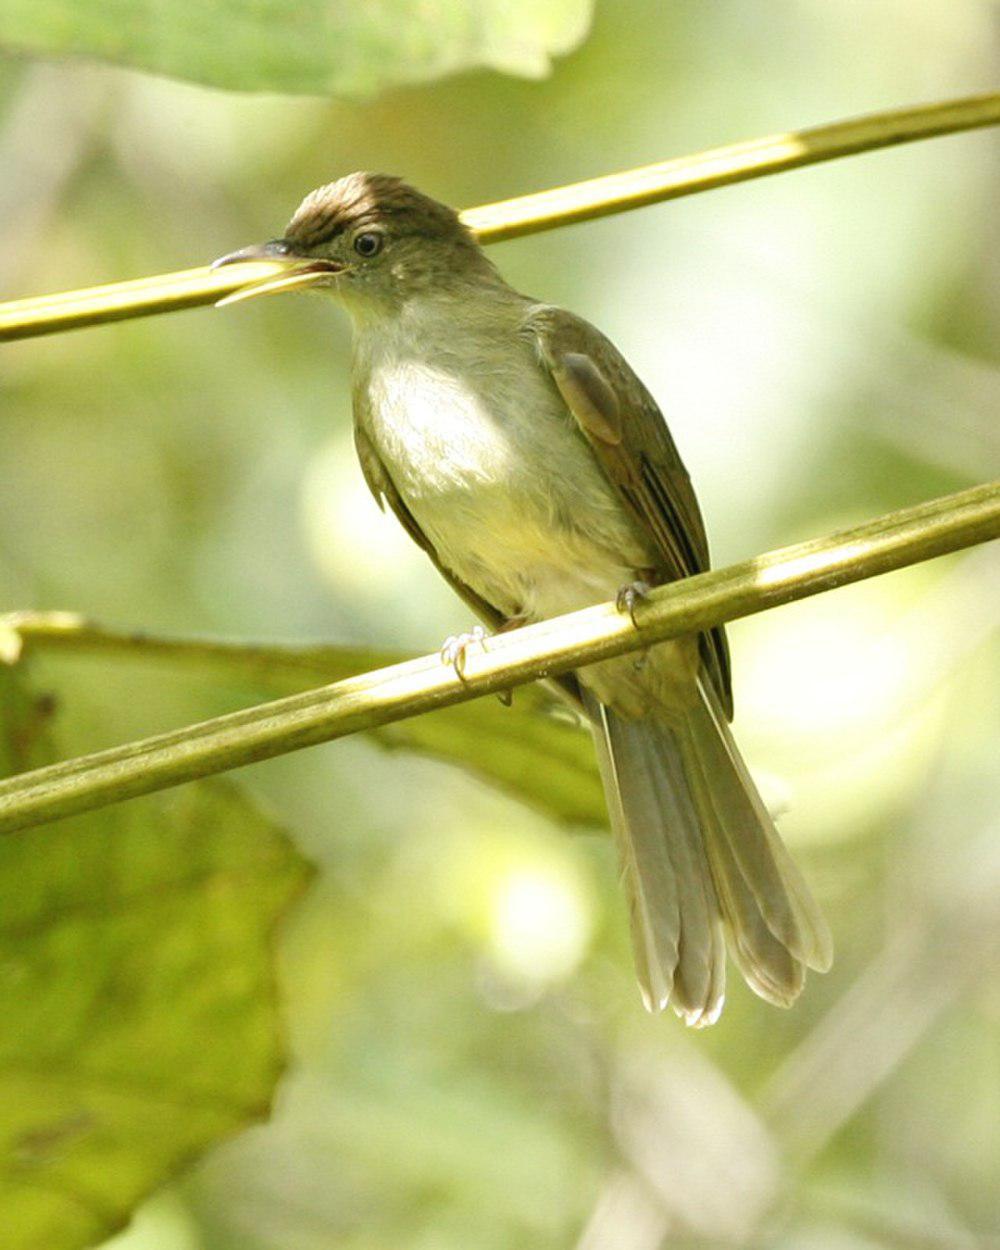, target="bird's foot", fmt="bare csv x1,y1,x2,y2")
615,580,652,627
440,625,487,680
